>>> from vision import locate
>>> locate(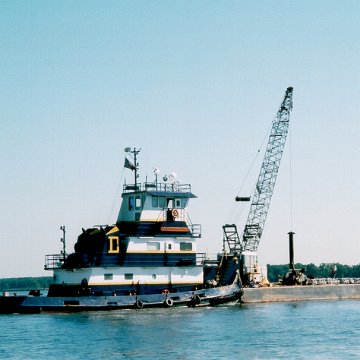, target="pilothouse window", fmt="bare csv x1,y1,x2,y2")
128,196,134,211
159,197,166,208
152,195,158,208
